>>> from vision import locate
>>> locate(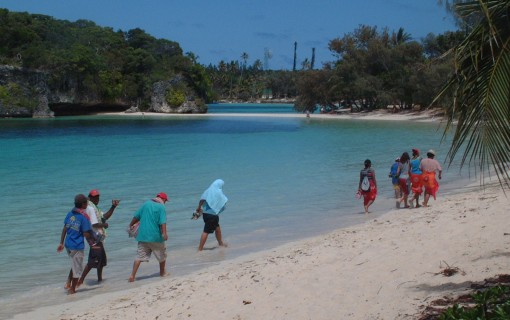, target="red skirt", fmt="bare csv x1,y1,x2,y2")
361,180,377,205
399,177,409,195
422,172,439,199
